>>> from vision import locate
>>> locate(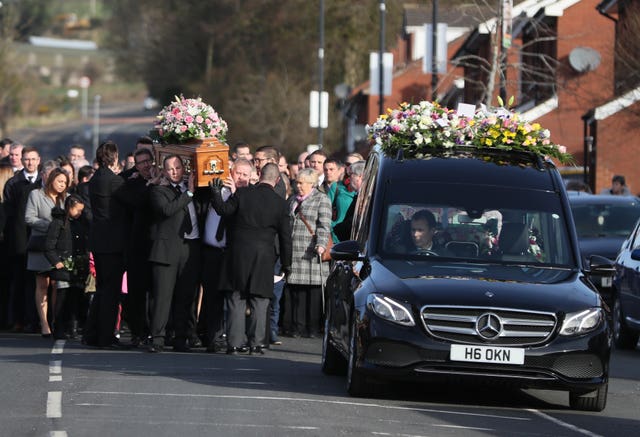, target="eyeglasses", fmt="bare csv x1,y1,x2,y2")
135,159,153,166
253,157,270,164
